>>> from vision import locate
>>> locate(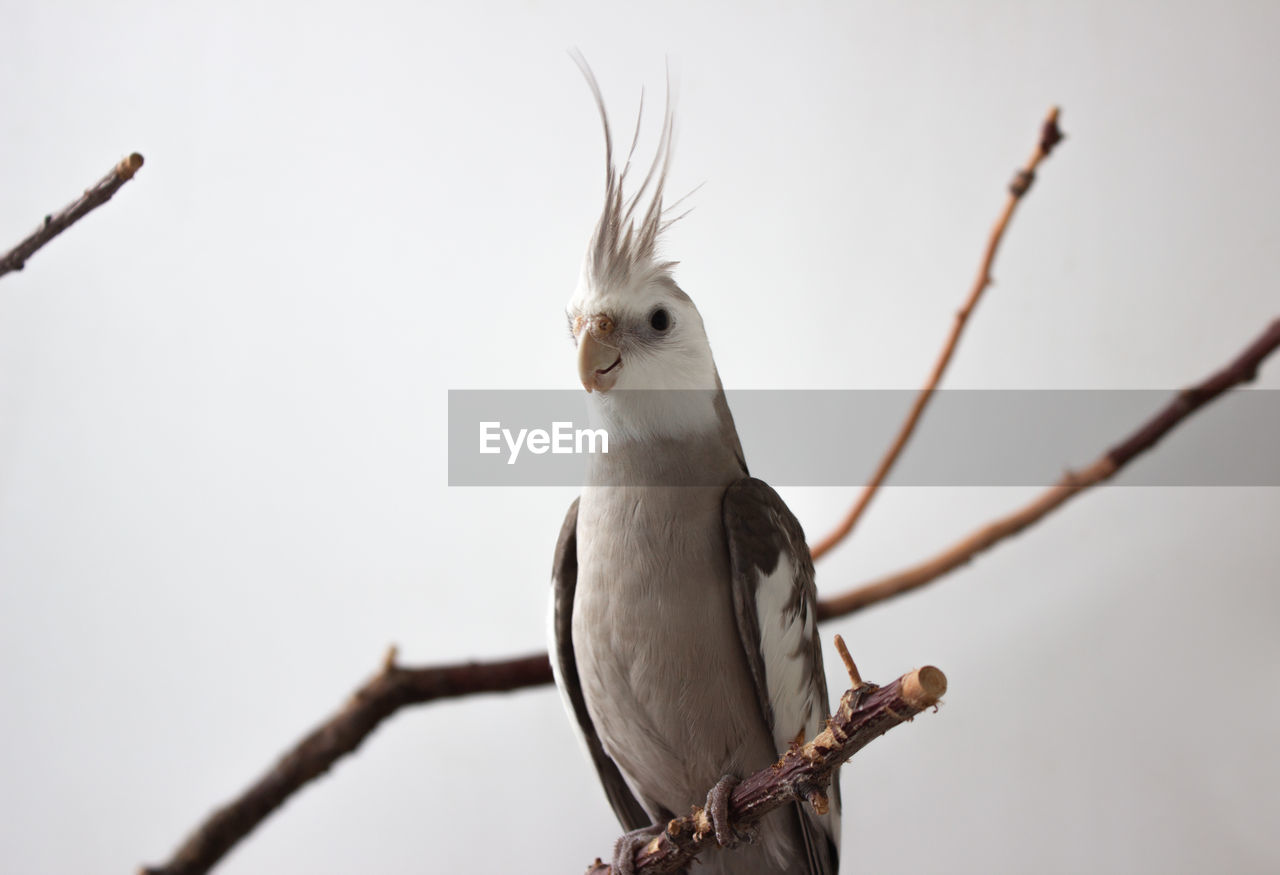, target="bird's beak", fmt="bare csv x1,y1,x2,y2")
577,315,622,393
